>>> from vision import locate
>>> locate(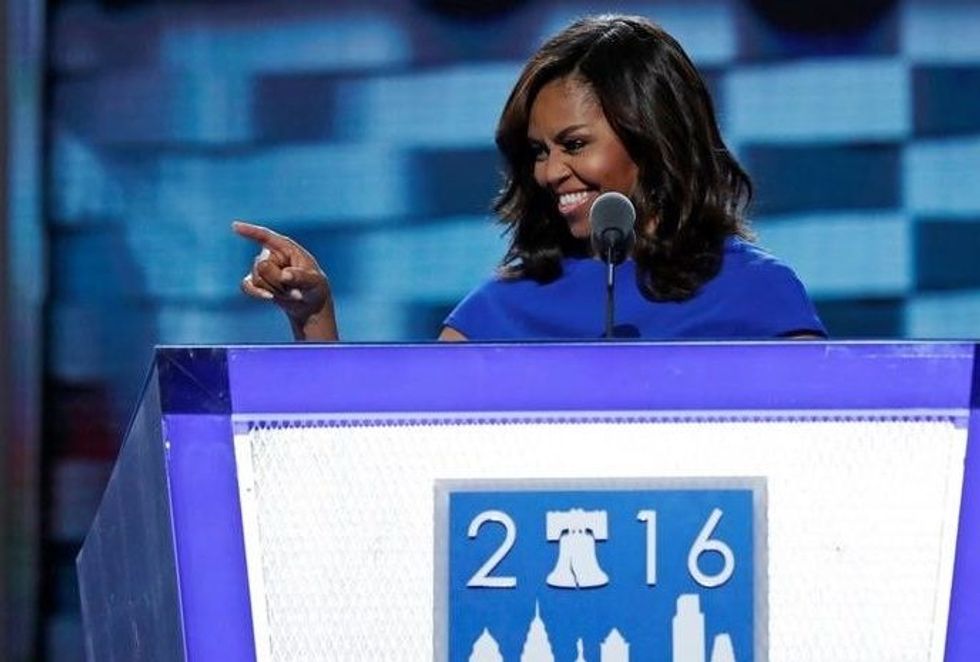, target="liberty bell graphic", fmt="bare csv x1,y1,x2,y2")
545,509,609,588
